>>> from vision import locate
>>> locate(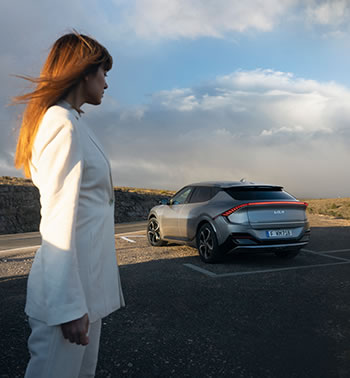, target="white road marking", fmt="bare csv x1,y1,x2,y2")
116,230,145,236
120,236,136,243
0,232,146,256
119,235,146,243
123,235,146,238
